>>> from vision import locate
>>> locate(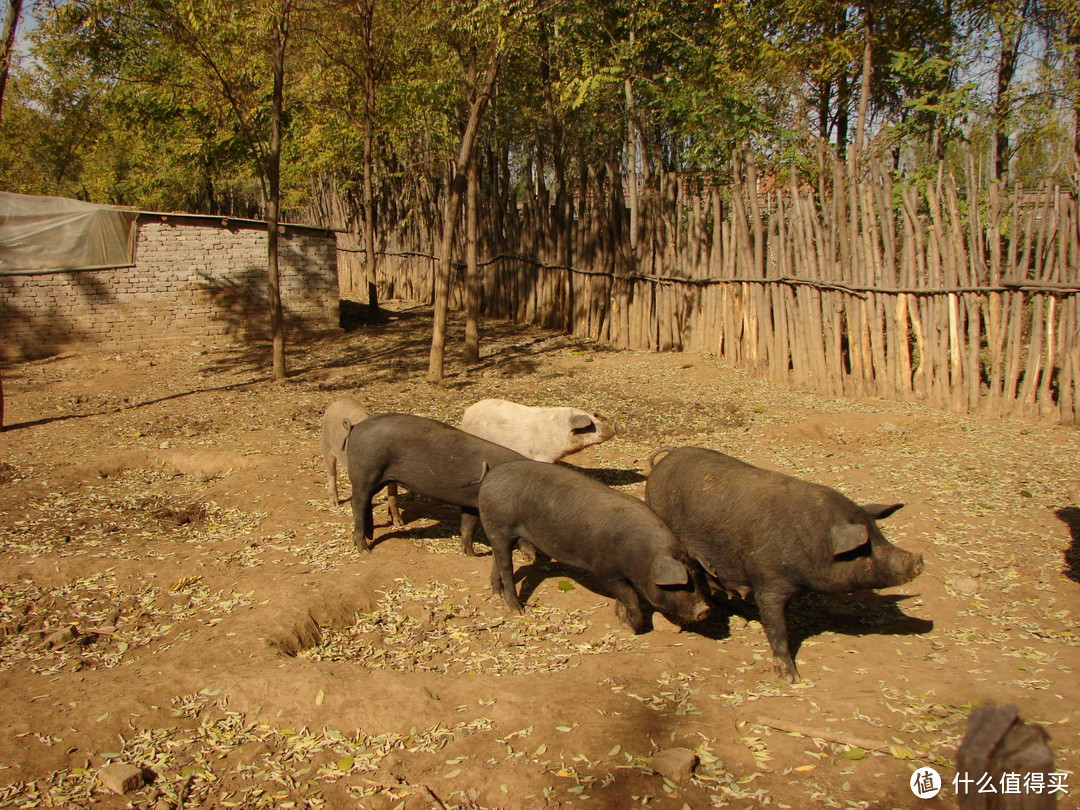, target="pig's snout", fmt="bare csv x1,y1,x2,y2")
672,599,710,625
889,550,924,585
